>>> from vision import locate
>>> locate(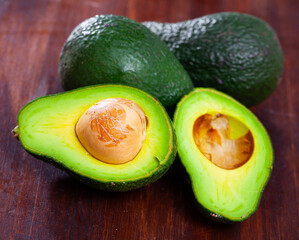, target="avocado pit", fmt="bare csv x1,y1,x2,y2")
75,98,147,164
193,113,253,170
